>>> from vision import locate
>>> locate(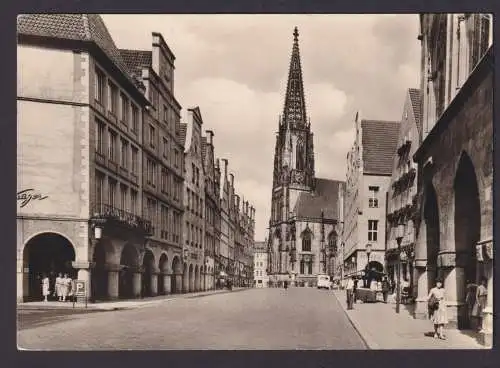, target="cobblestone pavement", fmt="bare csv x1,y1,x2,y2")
332,290,485,350
17,287,366,350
